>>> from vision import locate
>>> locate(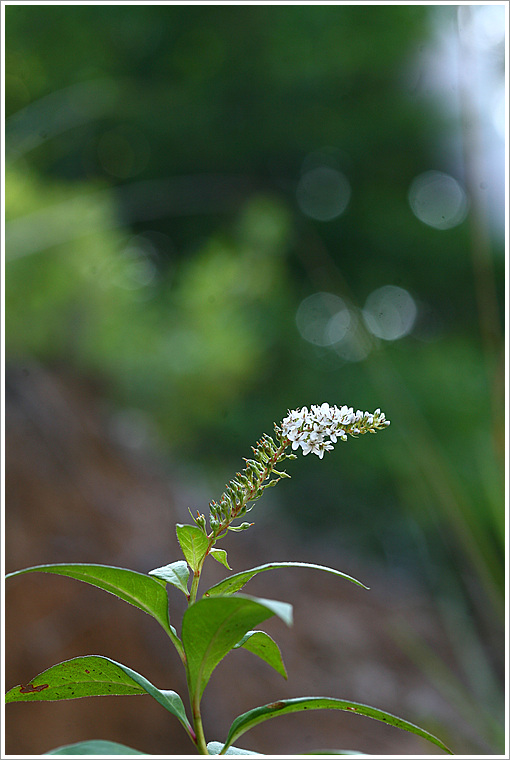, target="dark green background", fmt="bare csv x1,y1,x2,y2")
5,3,505,754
